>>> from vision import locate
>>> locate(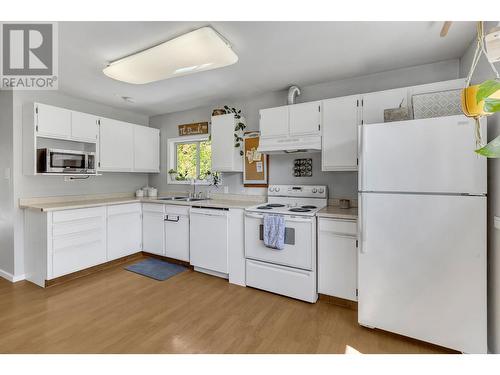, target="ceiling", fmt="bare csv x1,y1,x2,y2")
58,21,476,116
